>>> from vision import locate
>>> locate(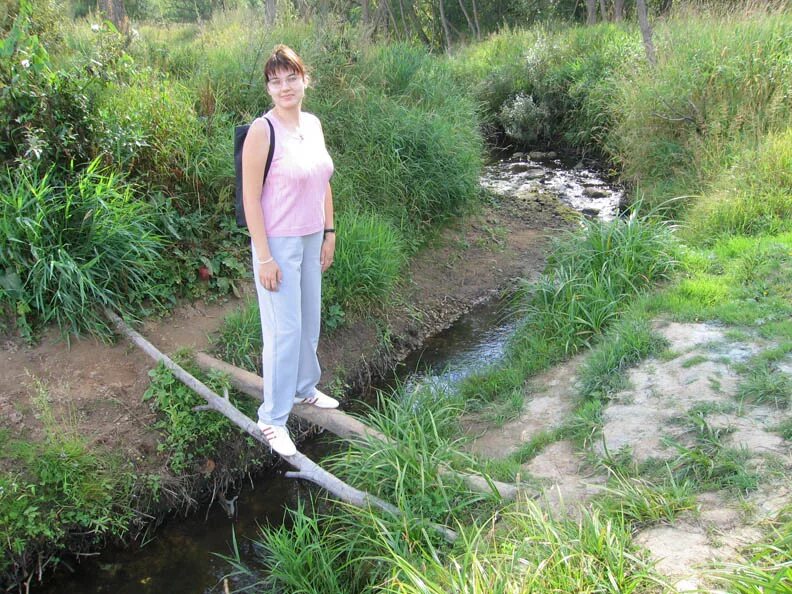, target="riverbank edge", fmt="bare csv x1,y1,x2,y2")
1,187,574,591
